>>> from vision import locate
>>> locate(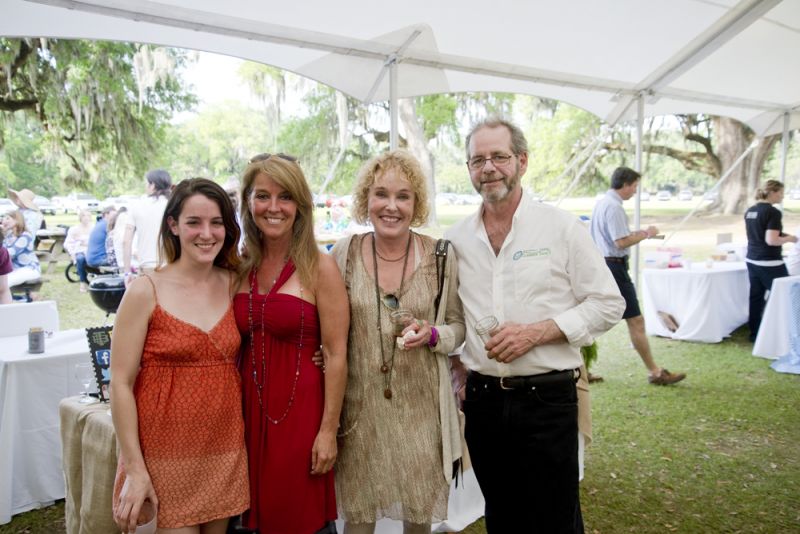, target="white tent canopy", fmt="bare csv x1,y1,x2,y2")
4,0,800,137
